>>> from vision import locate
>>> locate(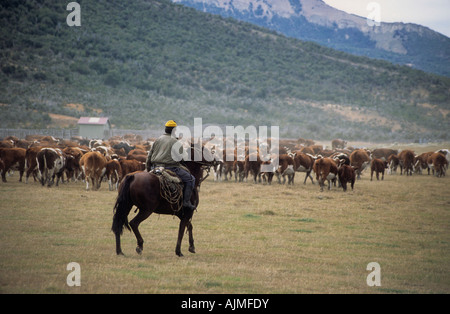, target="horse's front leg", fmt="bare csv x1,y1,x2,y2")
176,218,188,257
187,221,195,254
129,210,152,255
